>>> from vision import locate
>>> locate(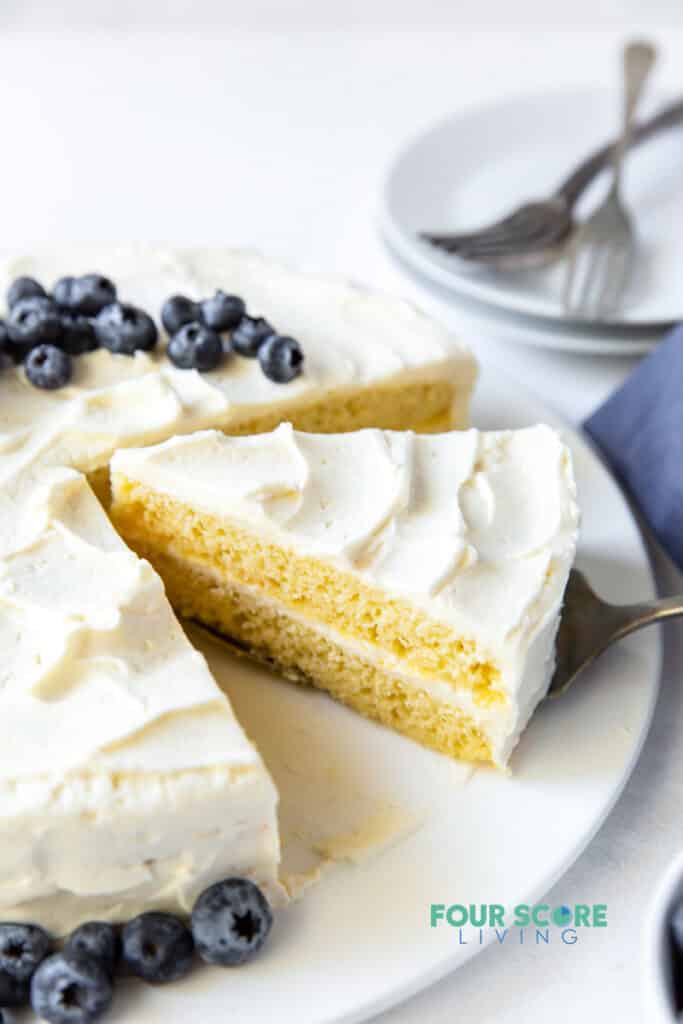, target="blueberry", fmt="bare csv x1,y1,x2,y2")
167,323,223,372
65,924,119,980
60,315,98,356
231,315,274,357
161,295,197,336
52,276,76,309
7,276,46,309
191,877,273,967
25,344,73,390
0,923,52,1007
94,303,158,355
7,296,62,356
199,291,245,332
67,275,117,317
30,952,112,1024
121,912,194,984
258,334,304,384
